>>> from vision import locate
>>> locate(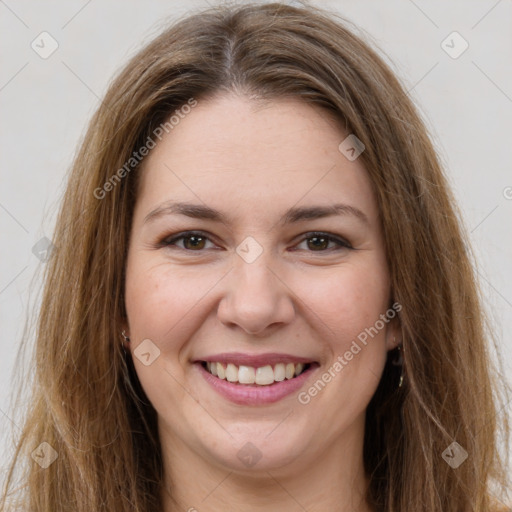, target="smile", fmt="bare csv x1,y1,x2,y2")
194,355,320,405
201,361,310,386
